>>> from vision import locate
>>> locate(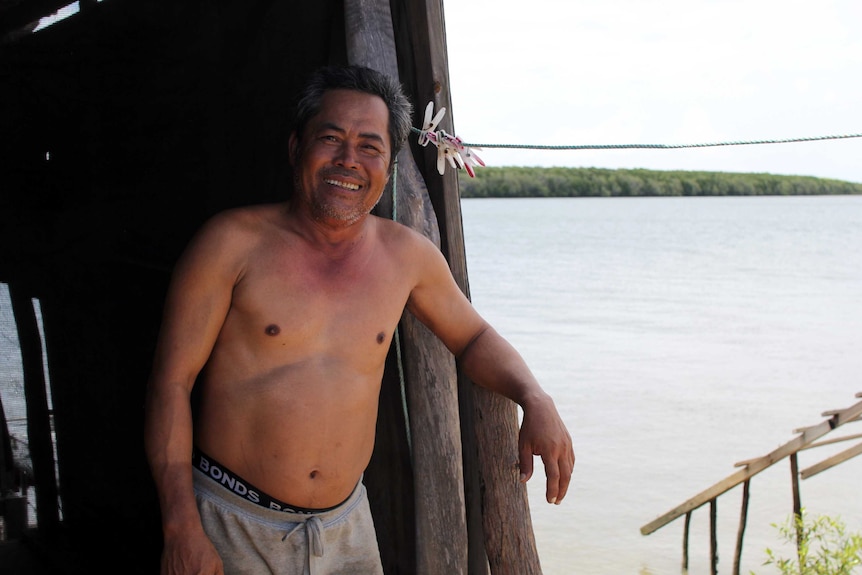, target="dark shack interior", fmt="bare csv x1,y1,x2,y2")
0,1,445,572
